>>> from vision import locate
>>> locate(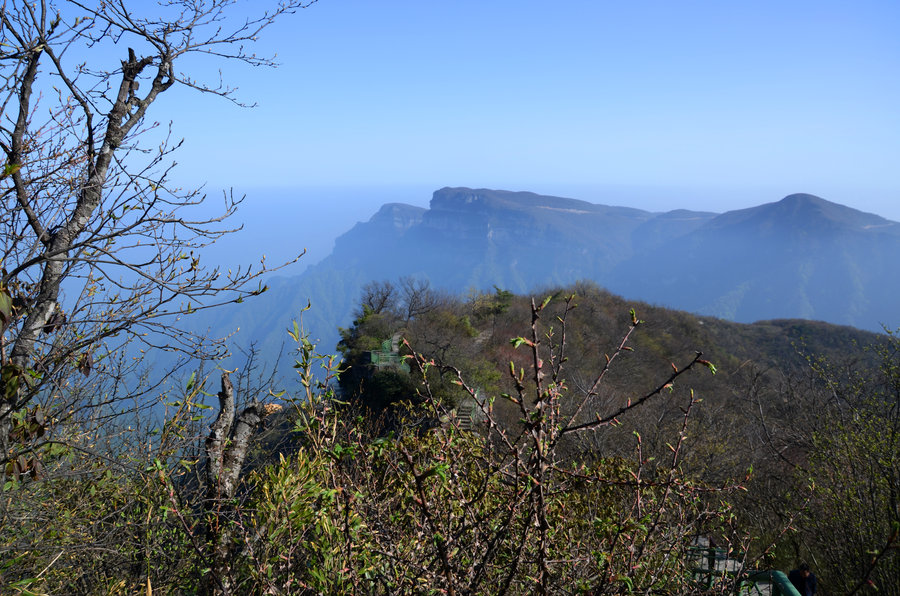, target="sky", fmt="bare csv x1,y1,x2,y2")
144,0,900,267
